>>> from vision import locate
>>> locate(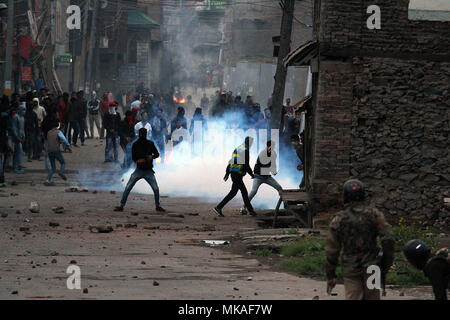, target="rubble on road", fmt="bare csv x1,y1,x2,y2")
89,226,114,233
203,240,229,247
167,213,184,218
65,187,89,193
29,201,40,213
49,222,60,227
52,207,65,214
1,213,7,218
